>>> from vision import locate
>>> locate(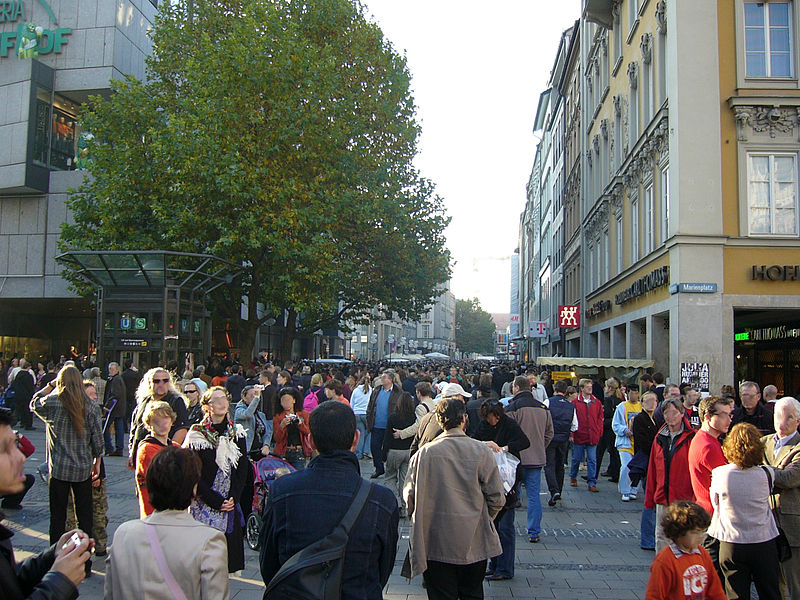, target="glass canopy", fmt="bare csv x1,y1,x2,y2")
56,250,241,293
